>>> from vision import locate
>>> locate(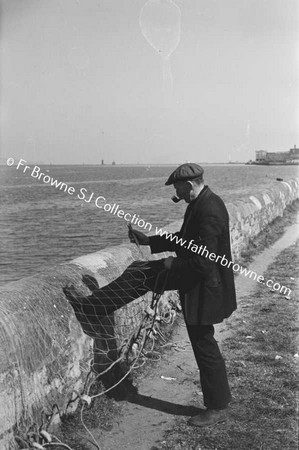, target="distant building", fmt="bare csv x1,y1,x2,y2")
265,152,289,162
254,145,299,164
255,150,267,162
289,145,299,162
